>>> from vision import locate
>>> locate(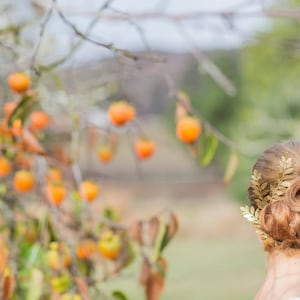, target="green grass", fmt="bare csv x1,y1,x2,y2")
102,236,266,300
